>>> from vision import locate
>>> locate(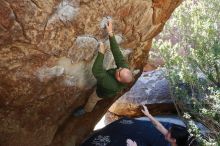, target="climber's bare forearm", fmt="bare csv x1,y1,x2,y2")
147,114,168,136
